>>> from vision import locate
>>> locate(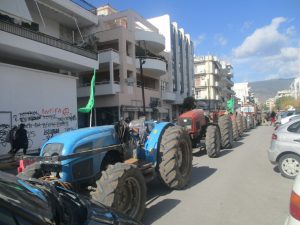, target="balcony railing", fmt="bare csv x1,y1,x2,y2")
70,0,97,15
80,81,120,87
0,19,98,60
